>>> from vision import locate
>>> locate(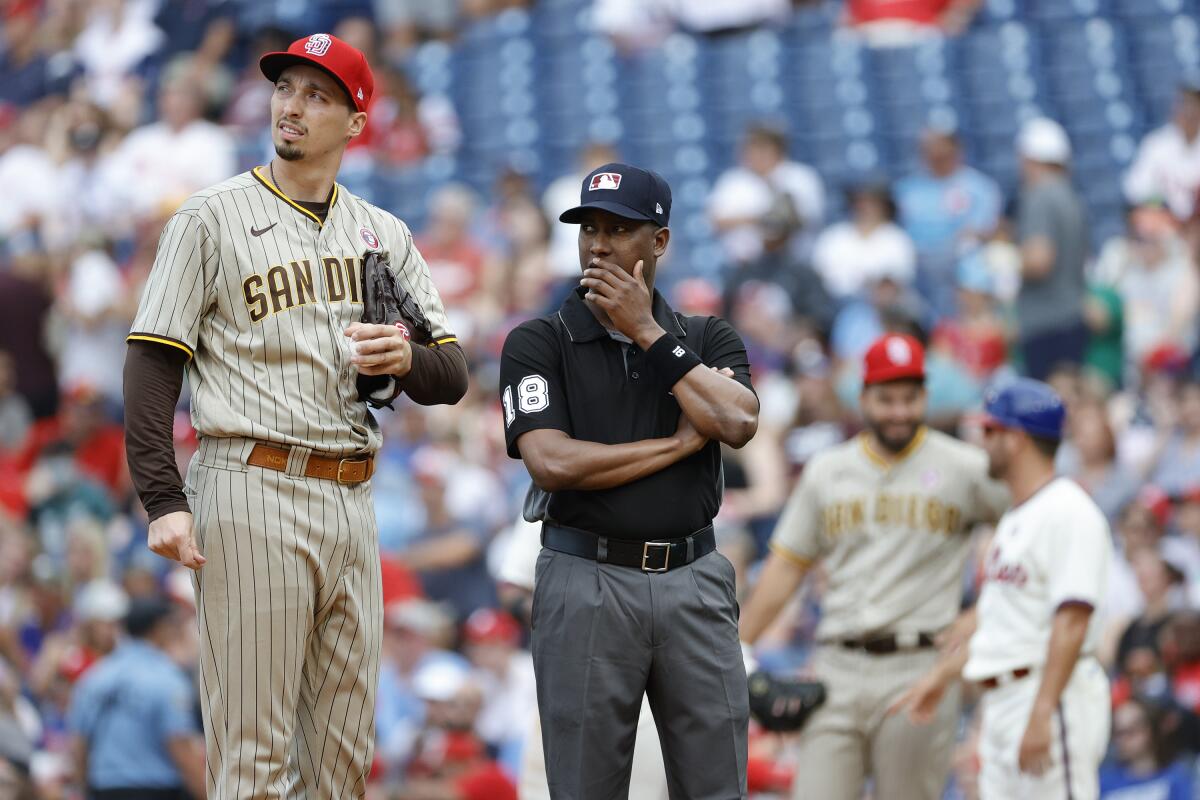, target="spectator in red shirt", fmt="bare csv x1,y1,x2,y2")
847,0,981,28
846,0,982,44
18,384,127,499
1162,611,1200,712
401,661,518,800
416,185,499,339
931,251,1008,380
348,66,431,165
417,185,488,304
401,730,517,800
